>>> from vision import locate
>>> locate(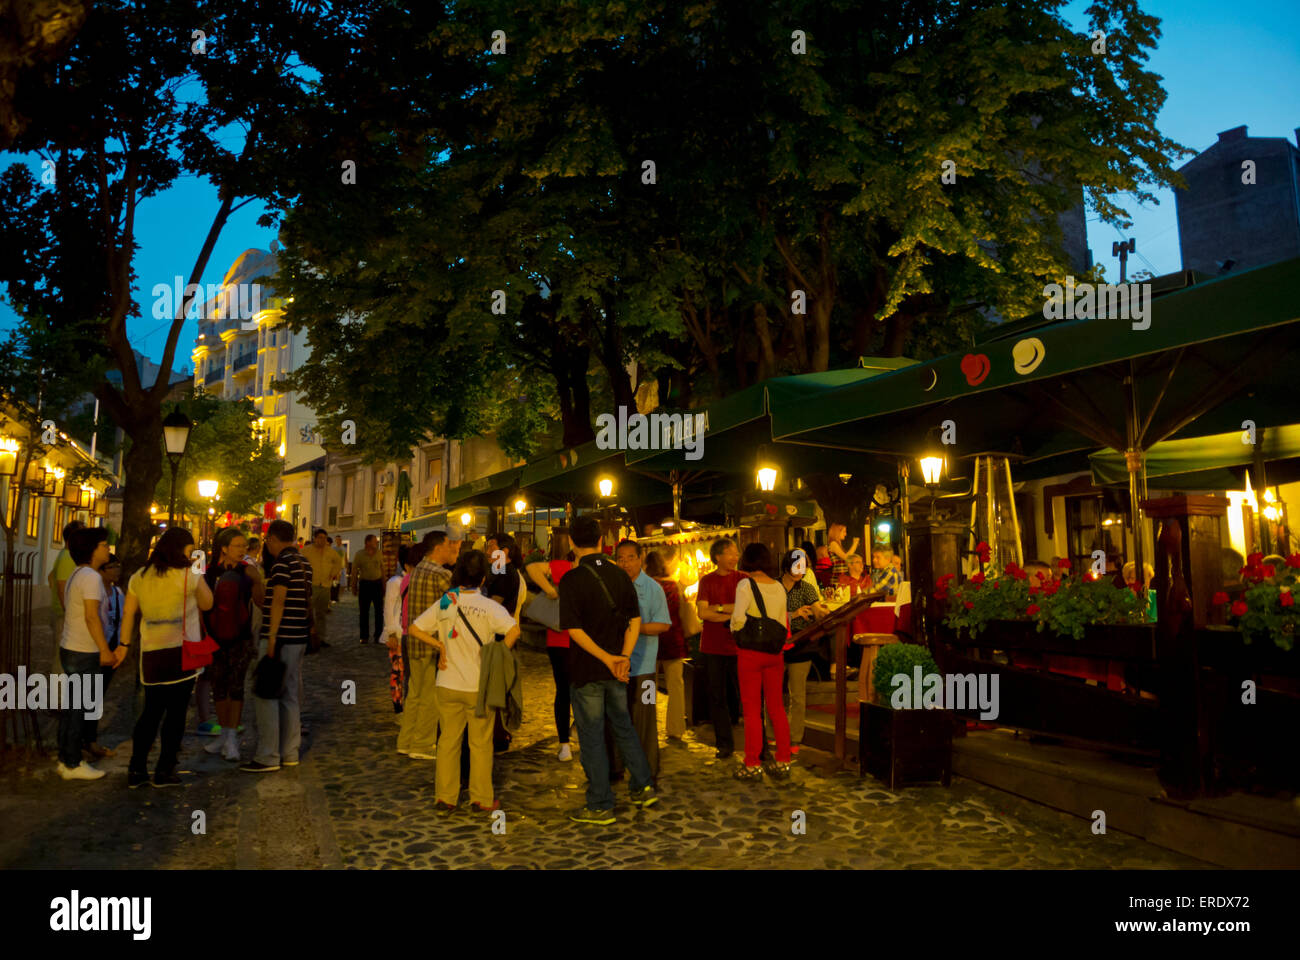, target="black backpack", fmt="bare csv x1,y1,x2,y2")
731,580,789,655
